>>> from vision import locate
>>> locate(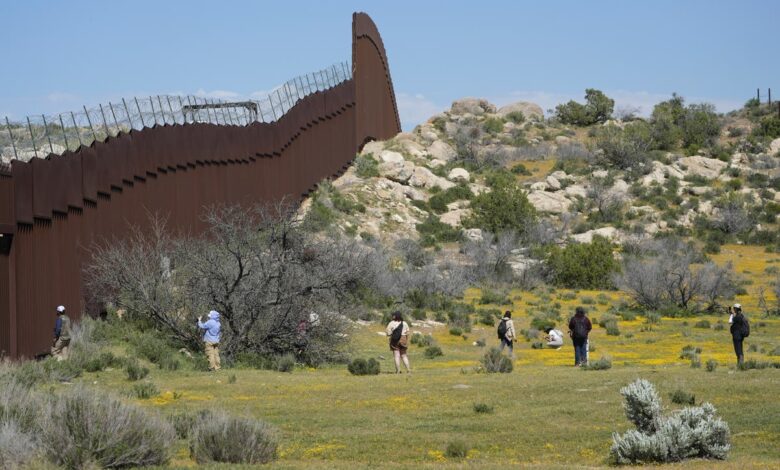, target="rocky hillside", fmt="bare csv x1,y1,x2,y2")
300,96,780,262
